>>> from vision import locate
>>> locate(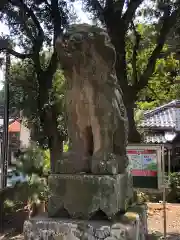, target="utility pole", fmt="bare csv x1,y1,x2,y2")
1,51,10,188
0,49,10,231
